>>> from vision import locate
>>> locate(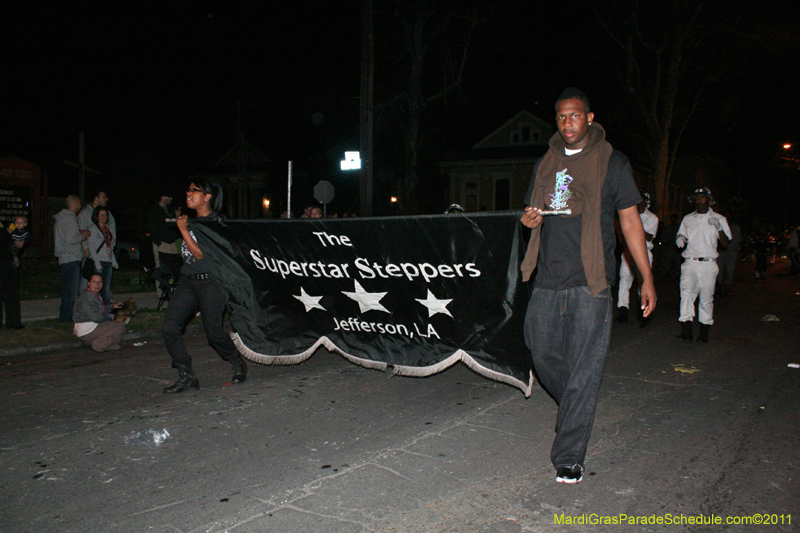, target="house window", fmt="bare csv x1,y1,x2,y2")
511,123,540,145
466,195,476,212
520,125,530,143
495,179,510,210
465,181,477,190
